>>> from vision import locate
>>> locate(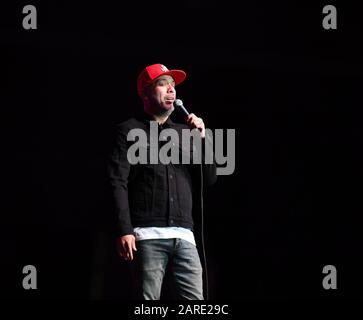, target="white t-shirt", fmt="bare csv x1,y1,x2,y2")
133,227,196,246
